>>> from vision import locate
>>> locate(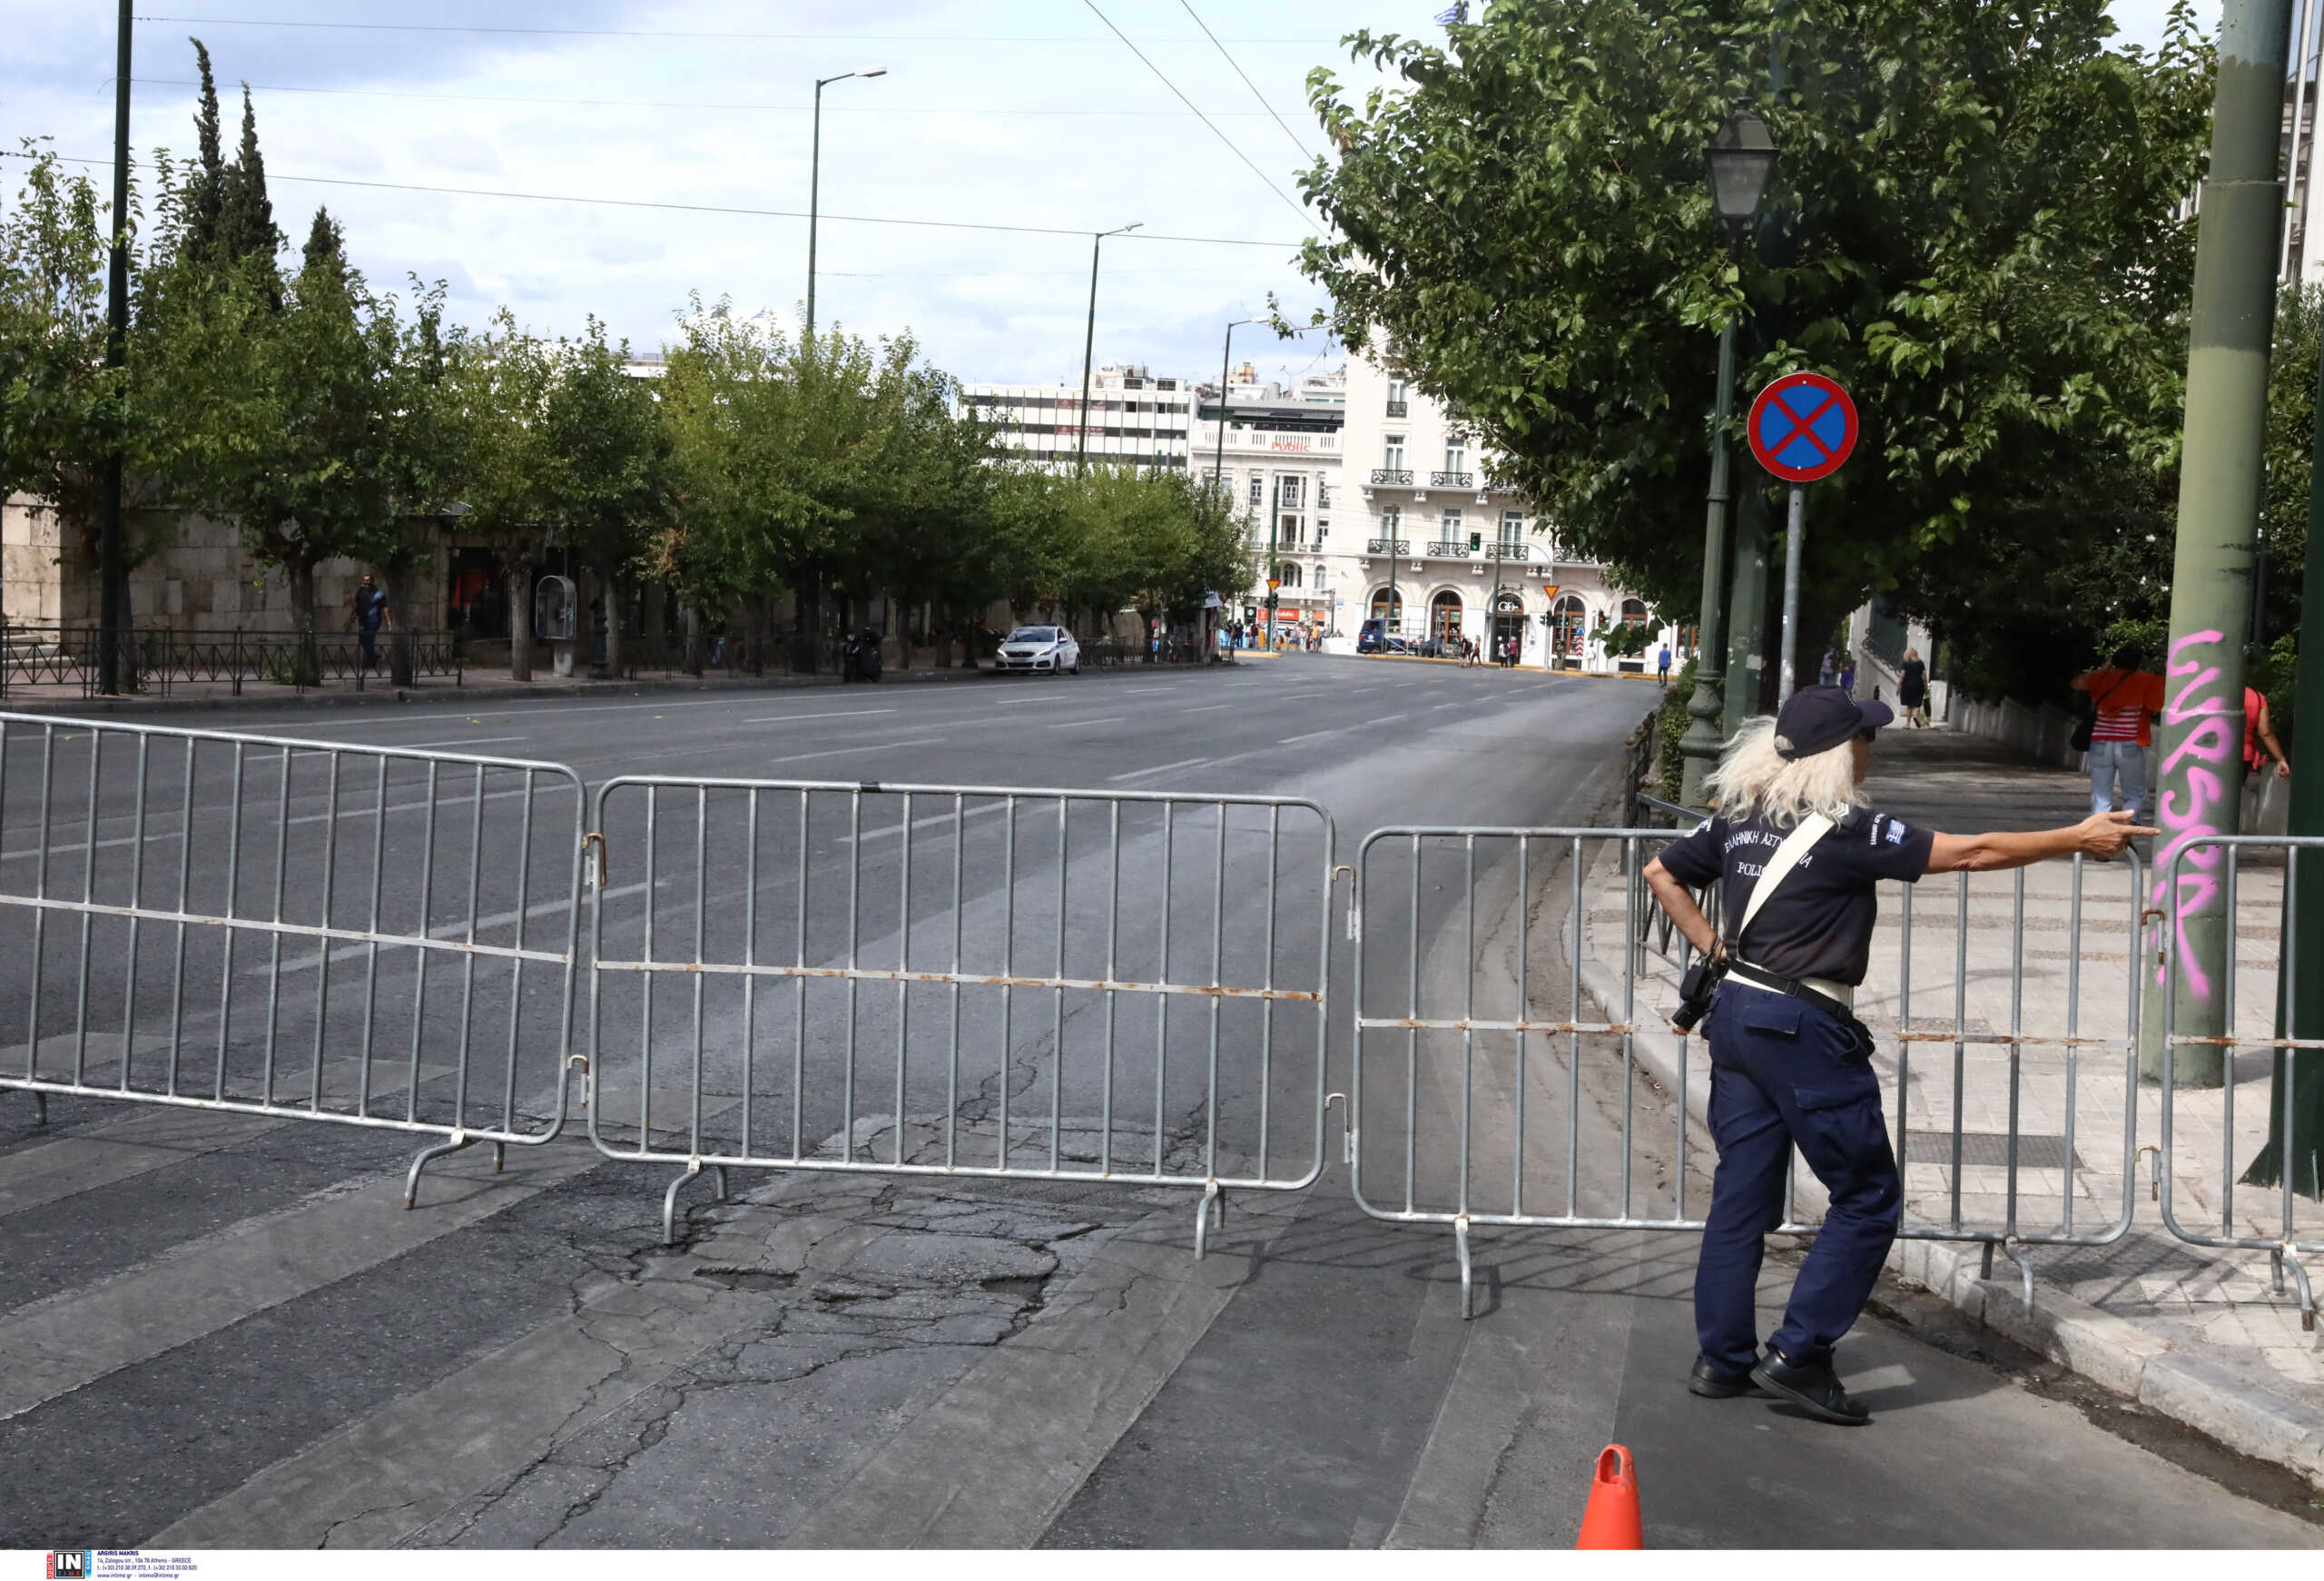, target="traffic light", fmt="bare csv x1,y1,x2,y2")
1468,531,1482,550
